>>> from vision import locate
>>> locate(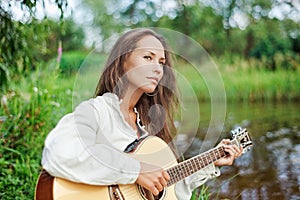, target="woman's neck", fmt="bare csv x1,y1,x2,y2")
120,87,143,112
